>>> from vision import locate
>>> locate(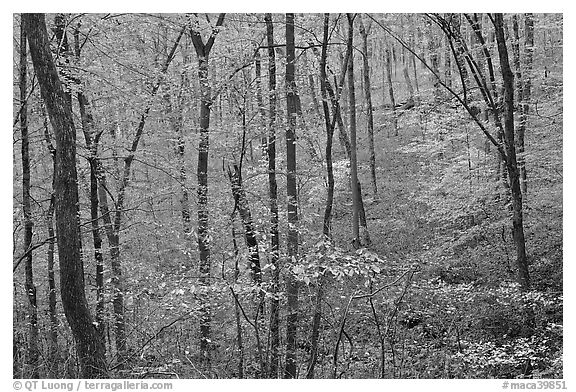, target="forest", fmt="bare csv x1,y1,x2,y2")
12,13,563,379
